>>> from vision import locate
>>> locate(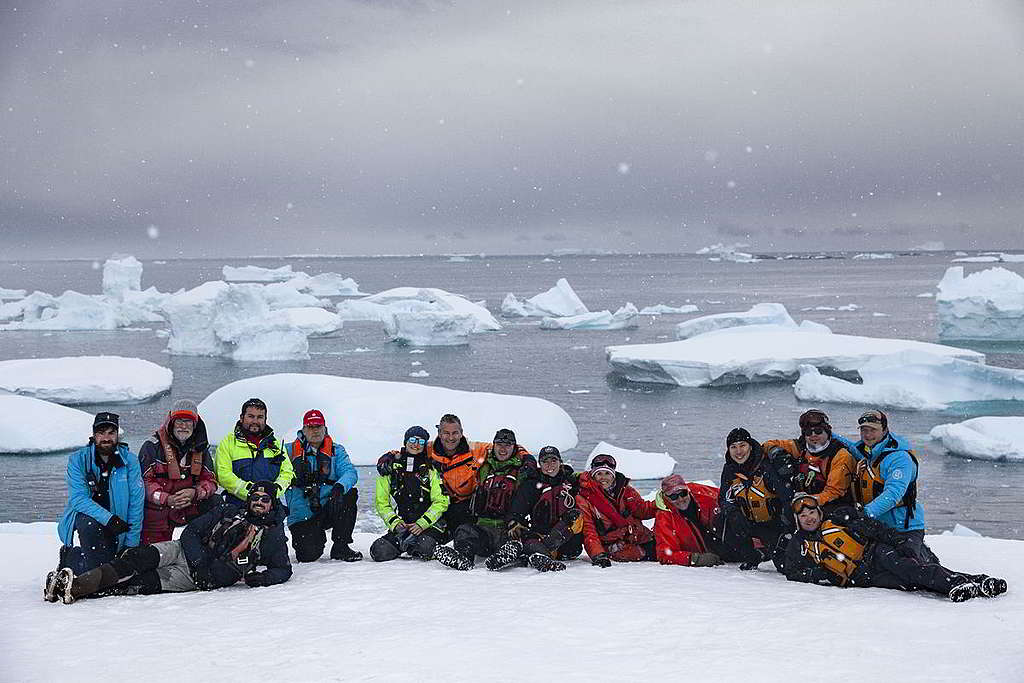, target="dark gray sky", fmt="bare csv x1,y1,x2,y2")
2,0,1022,258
